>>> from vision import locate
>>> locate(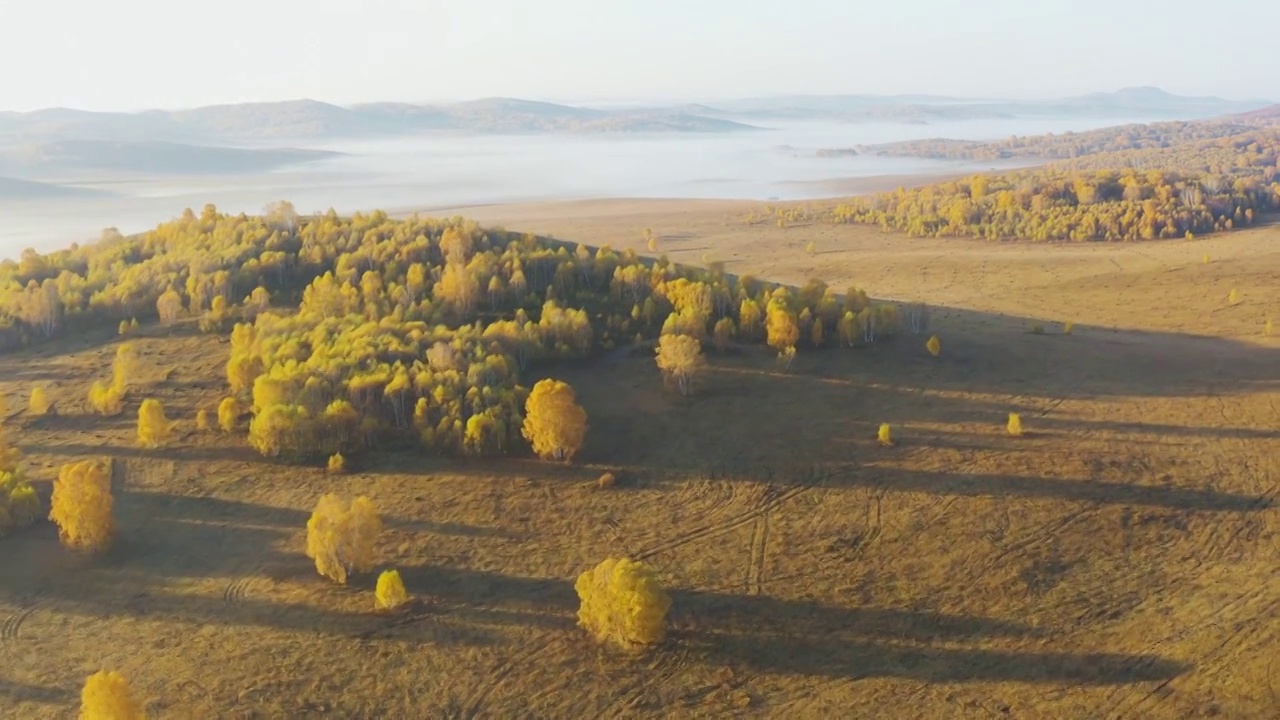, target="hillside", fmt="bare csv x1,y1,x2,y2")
0,201,1275,718
0,98,760,146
